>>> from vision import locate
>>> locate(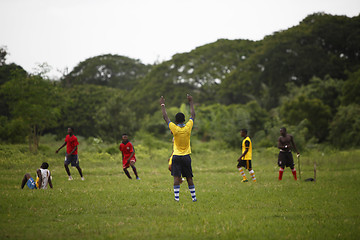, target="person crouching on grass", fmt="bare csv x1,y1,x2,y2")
237,129,256,182
160,94,197,202
55,127,84,181
119,133,140,180
21,162,53,189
